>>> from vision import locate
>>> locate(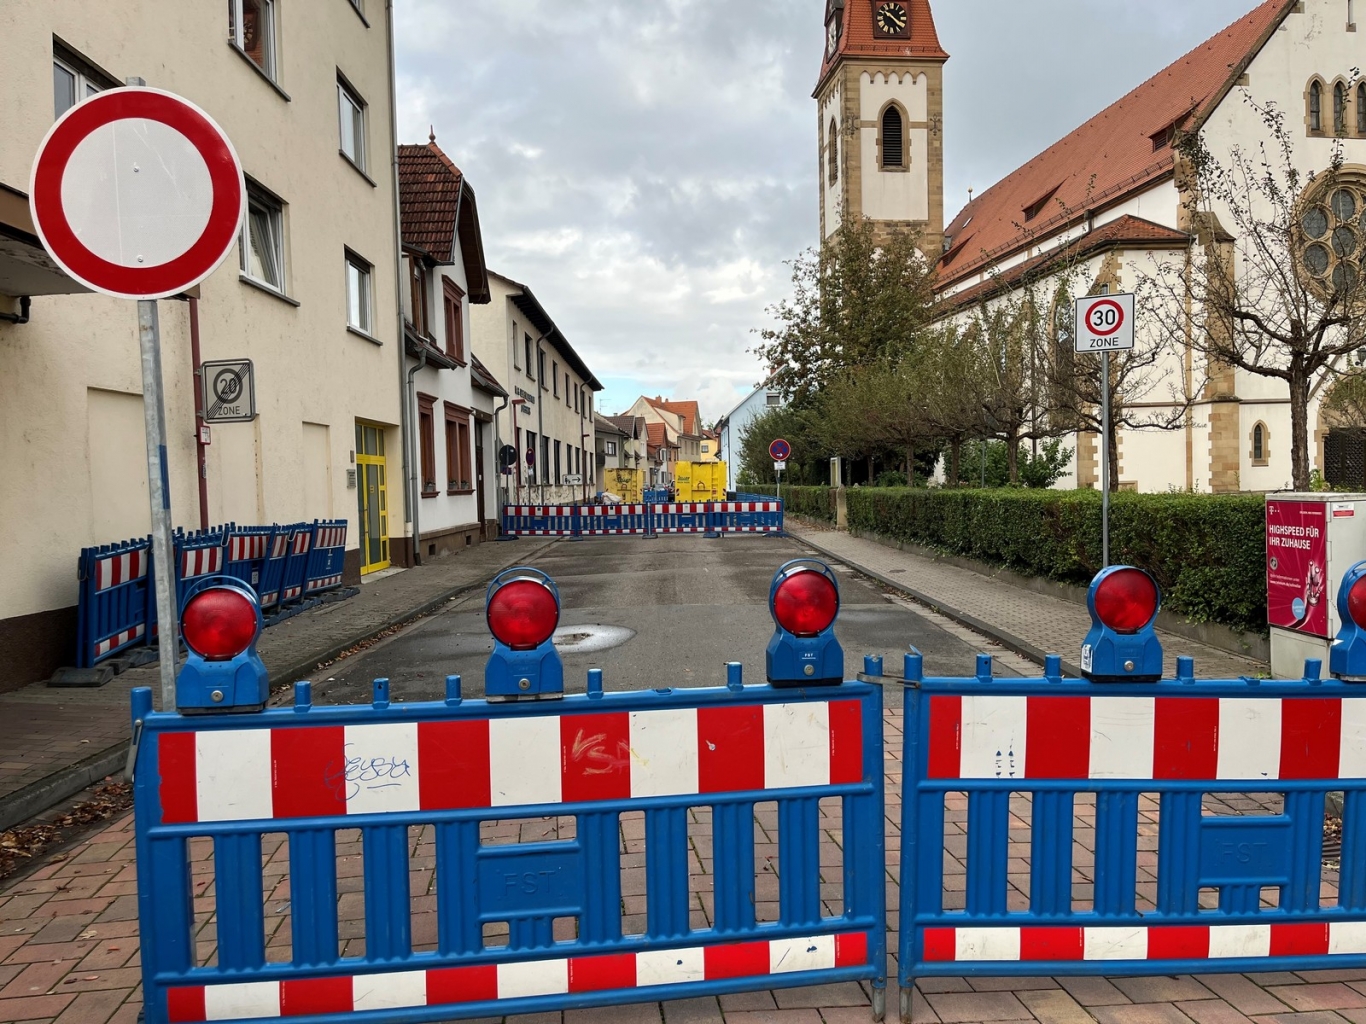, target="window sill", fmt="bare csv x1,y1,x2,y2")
340,152,377,187
347,325,383,345
421,490,439,499
879,165,911,173
447,488,474,496
240,274,300,306
229,43,291,101
347,0,370,27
